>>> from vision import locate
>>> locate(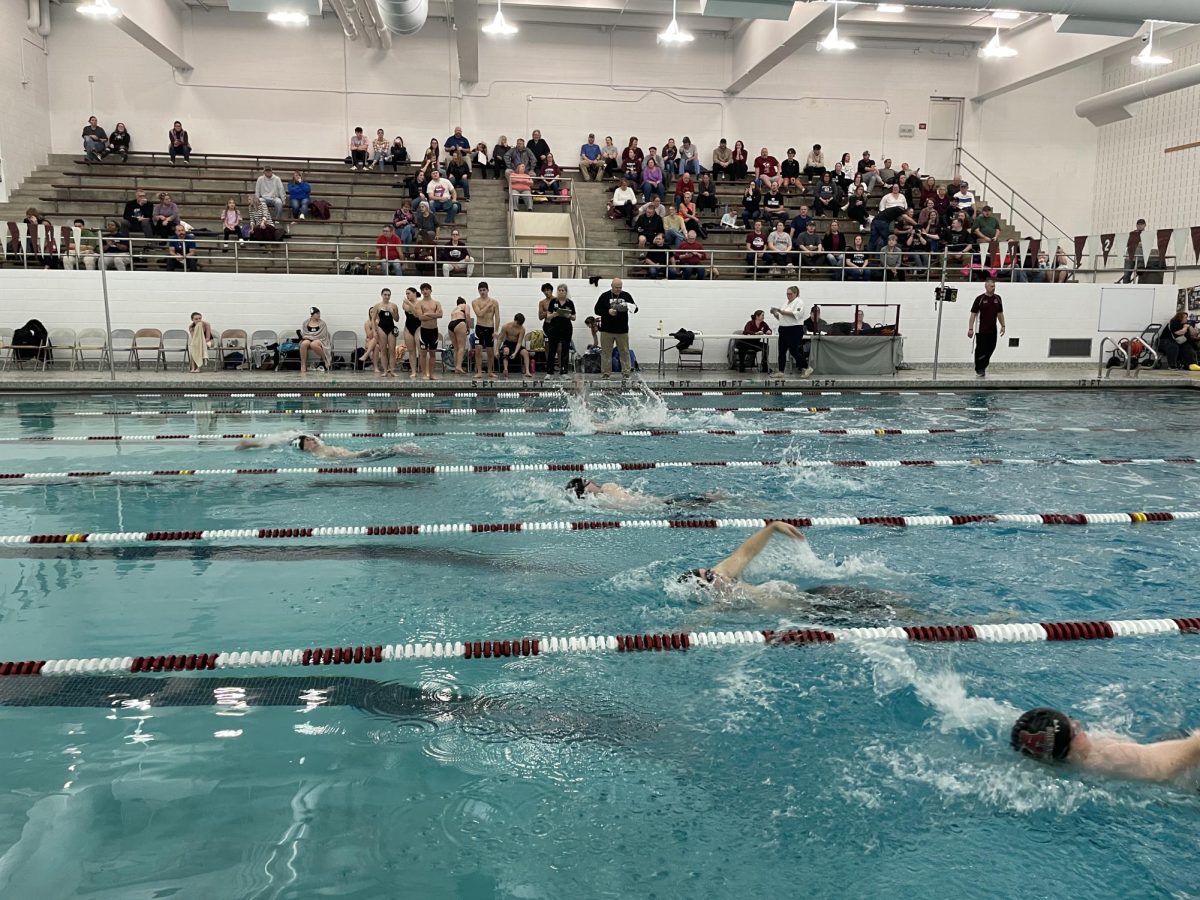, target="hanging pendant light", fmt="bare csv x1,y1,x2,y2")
658,0,694,44
483,0,518,37
980,27,1017,59
1132,22,1170,66
819,1,855,52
